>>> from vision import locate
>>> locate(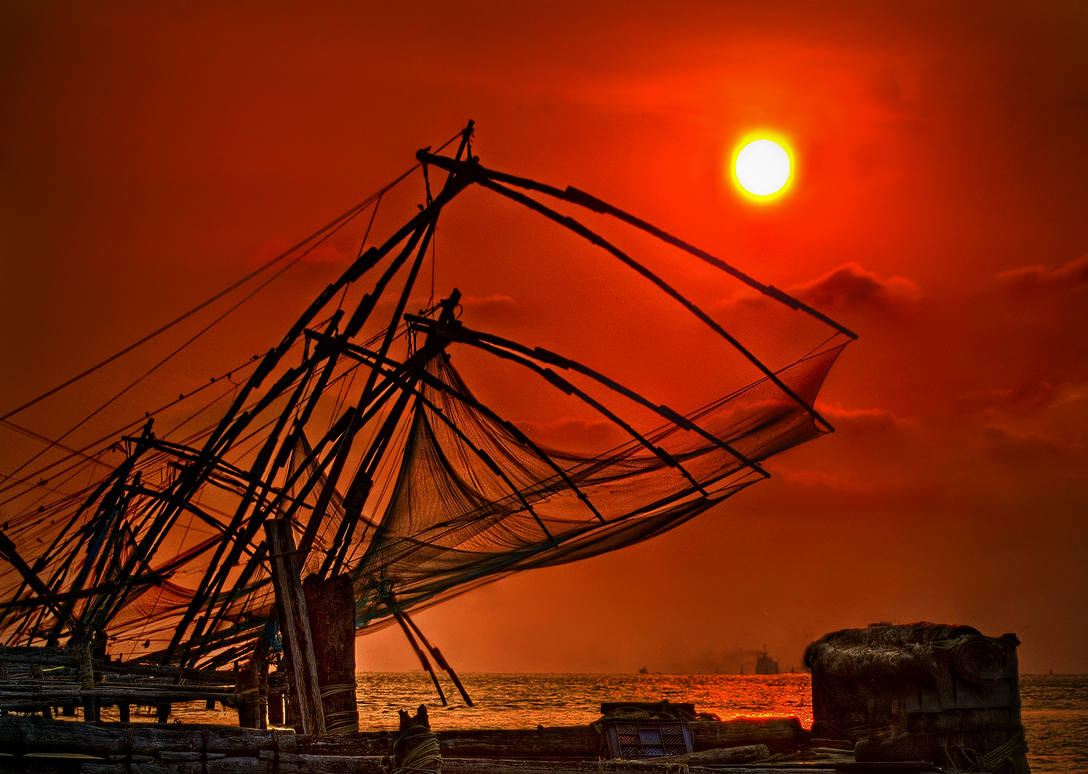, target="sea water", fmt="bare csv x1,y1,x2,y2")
144,672,1087,773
